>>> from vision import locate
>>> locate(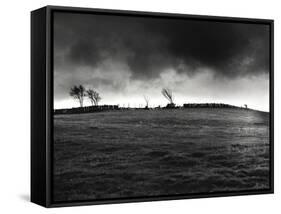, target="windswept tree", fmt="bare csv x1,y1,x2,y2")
69,85,86,107
87,89,101,106
143,95,150,108
161,88,174,104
